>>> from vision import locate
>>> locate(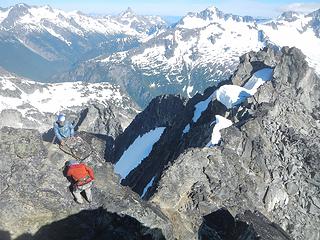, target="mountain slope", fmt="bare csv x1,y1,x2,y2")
259,10,320,73
0,128,172,239
0,68,139,133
